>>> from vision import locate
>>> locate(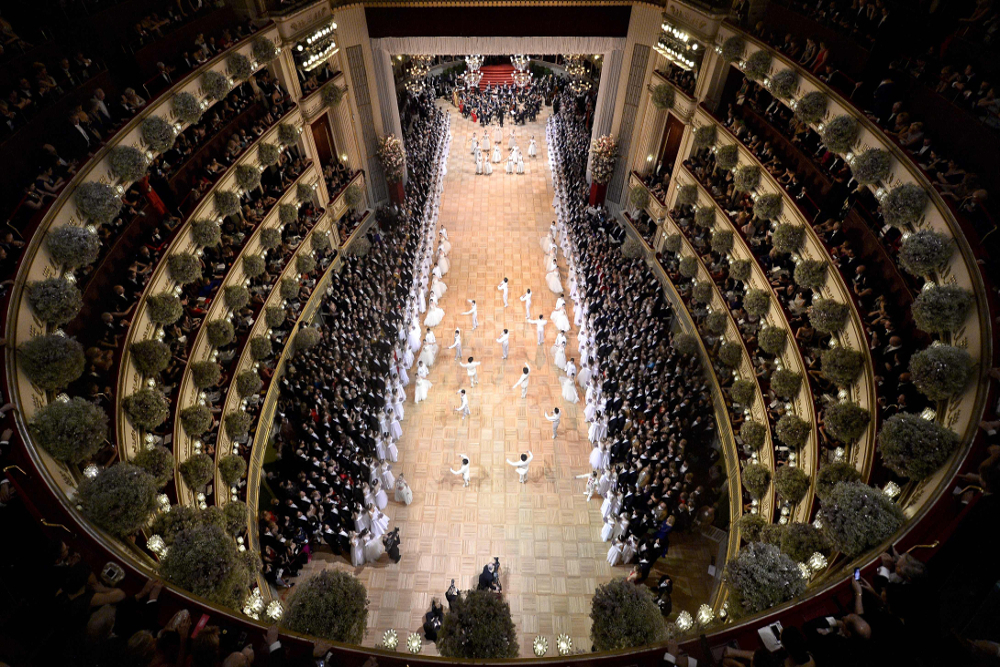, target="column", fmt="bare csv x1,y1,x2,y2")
274,48,303,102
587,48,624,183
